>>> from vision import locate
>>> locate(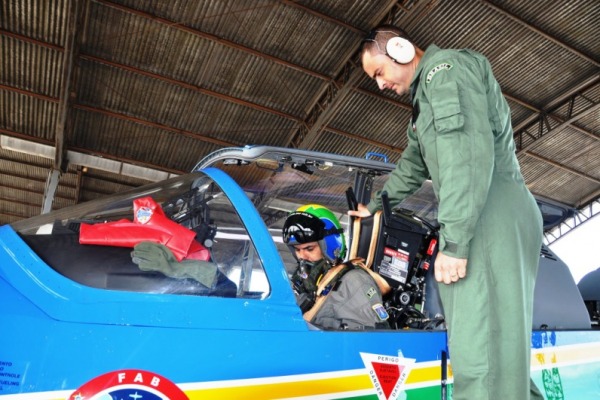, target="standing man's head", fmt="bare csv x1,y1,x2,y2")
282,204,346,265
360,25,423,96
